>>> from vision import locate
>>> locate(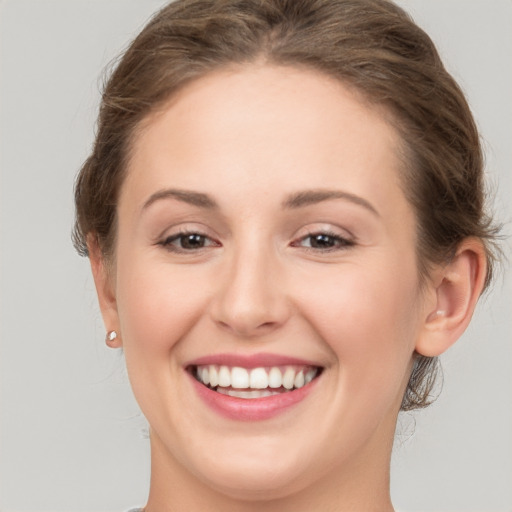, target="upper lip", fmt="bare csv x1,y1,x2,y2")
186,352,322,369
